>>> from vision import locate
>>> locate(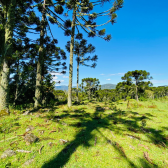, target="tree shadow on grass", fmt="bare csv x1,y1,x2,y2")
23,106,59,116
97,129,159,168
41,104,165,168
138,158,158,168
39,108,93,166
96,129,137,168
41,107,137,168
107,109,168,148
